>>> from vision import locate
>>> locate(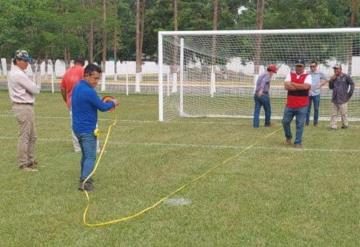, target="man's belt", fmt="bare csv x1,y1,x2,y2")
13,102,34,105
